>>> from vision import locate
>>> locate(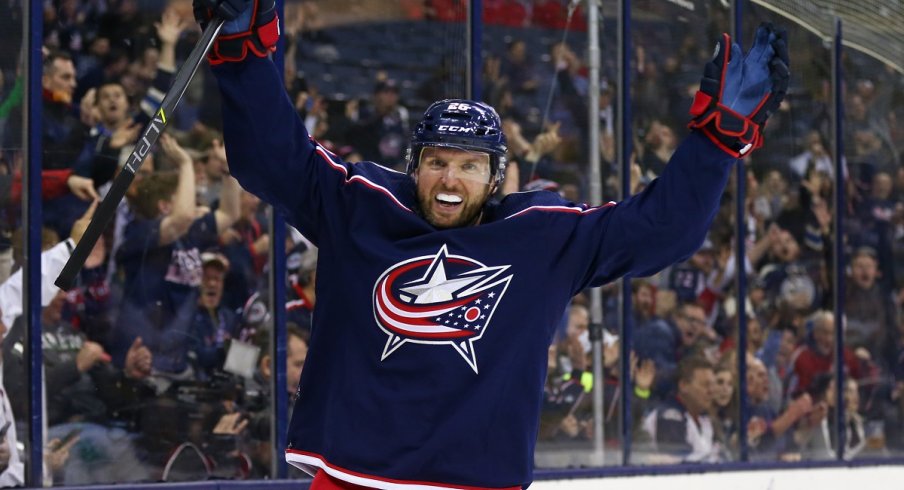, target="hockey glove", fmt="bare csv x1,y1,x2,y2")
688,23,790,158
193,0,279,65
